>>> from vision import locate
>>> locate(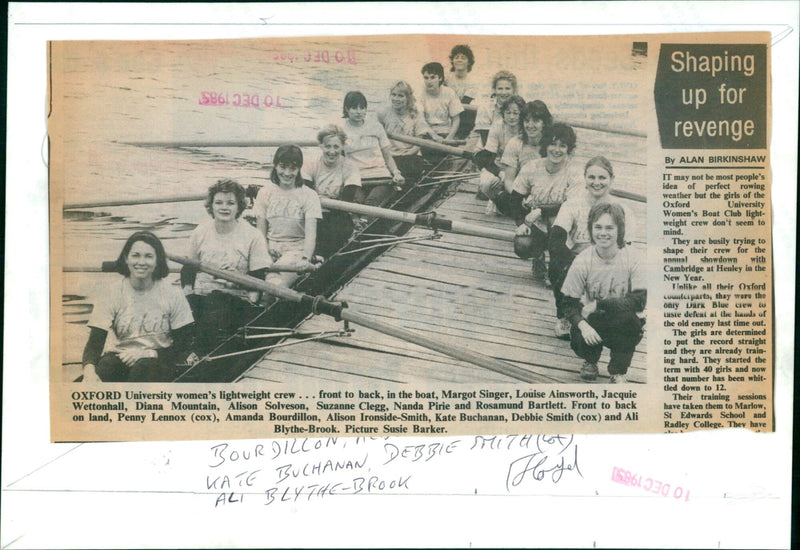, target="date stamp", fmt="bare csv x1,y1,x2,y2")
274,50,357,65
198,92,283,108
611,466,691,501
